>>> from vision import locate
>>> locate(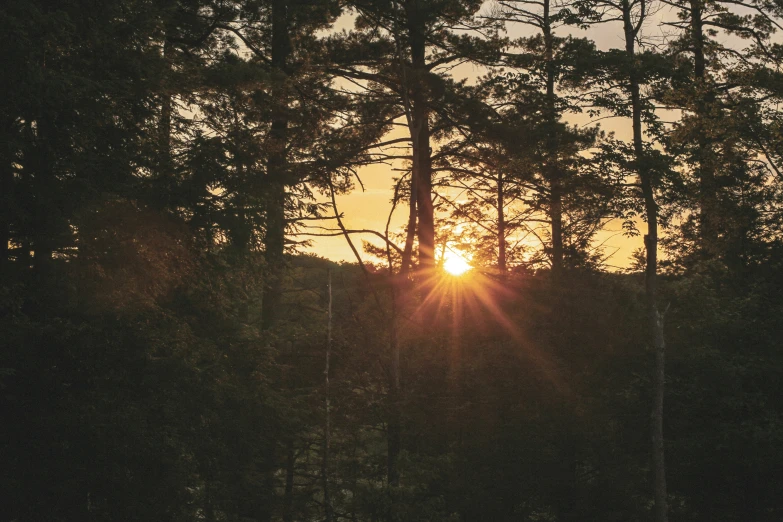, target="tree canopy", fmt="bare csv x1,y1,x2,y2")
2,1,783,521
